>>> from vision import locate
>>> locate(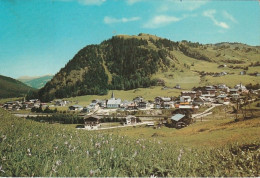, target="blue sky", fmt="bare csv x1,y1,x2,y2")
0,0,259,78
